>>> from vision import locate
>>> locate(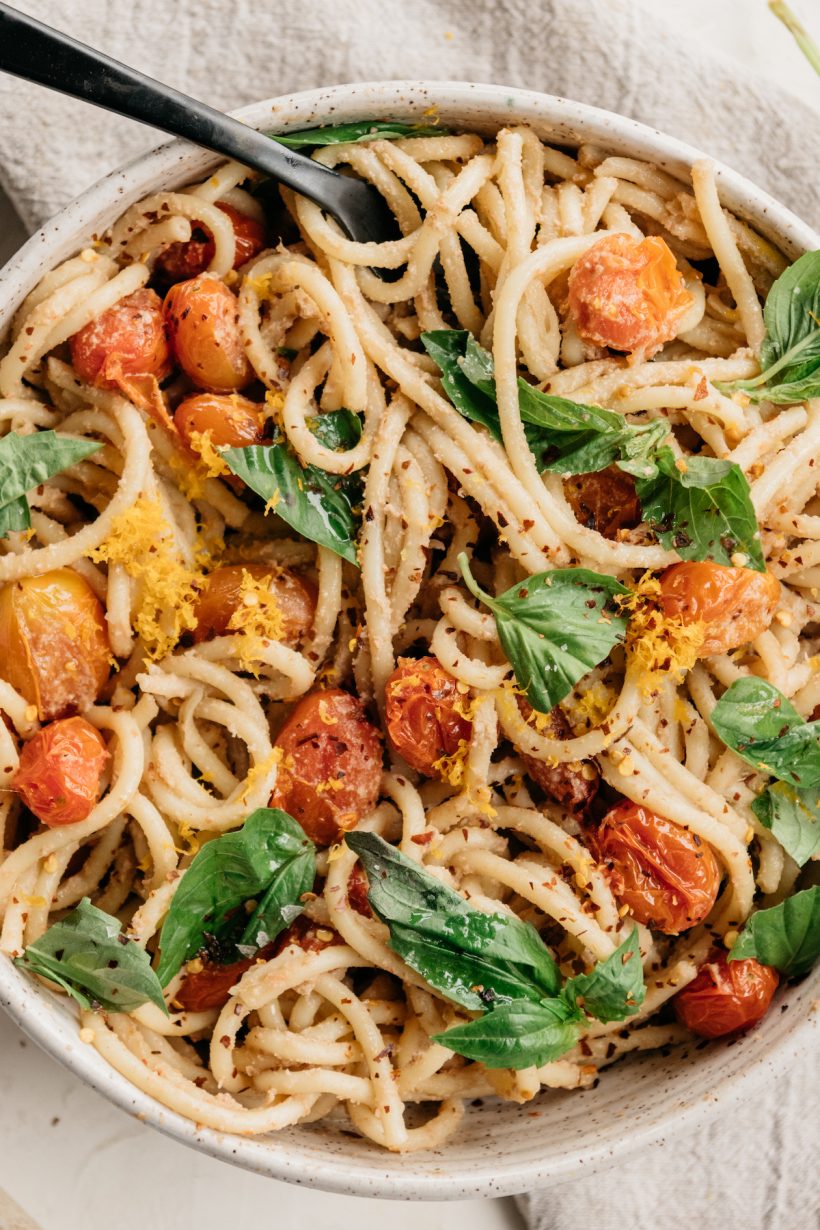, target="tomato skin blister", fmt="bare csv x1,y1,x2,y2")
175,392,265,453
674,949,779,1037
13,716,109,827
590,800,721,934
164,275,251,393
270,689,382,845
156,203,265,284
384,656,472,778
568,234,693,357
563,467,641,540
70,288,171,390
517,698,600,816
658,561,780,656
